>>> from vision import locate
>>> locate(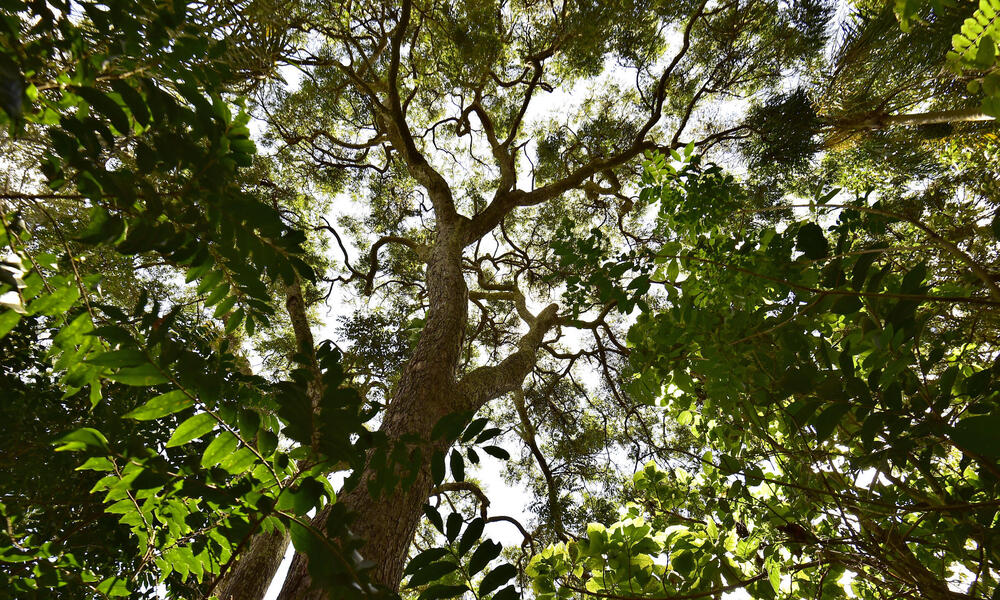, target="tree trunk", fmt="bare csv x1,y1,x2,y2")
277,226,471,599
828,107,995,141
877,107,995,127
214,528,291,600
211,280,322,599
